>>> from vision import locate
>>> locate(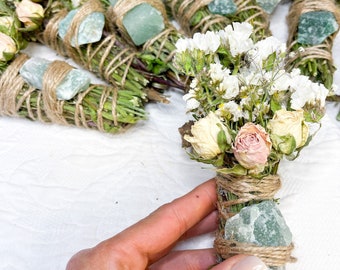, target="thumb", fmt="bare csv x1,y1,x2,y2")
211,255,268,270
